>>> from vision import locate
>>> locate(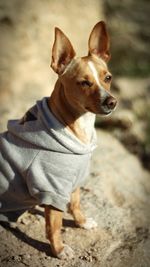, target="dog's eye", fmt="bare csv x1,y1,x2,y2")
80,80,93,87
104,75,112,83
